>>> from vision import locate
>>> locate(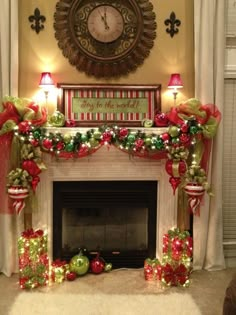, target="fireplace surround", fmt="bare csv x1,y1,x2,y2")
32,127,178,265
